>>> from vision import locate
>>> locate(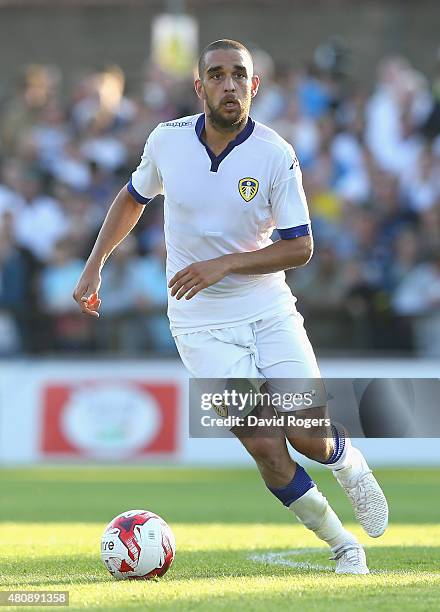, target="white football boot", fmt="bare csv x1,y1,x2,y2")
334,446,389,538
331,543,369,575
